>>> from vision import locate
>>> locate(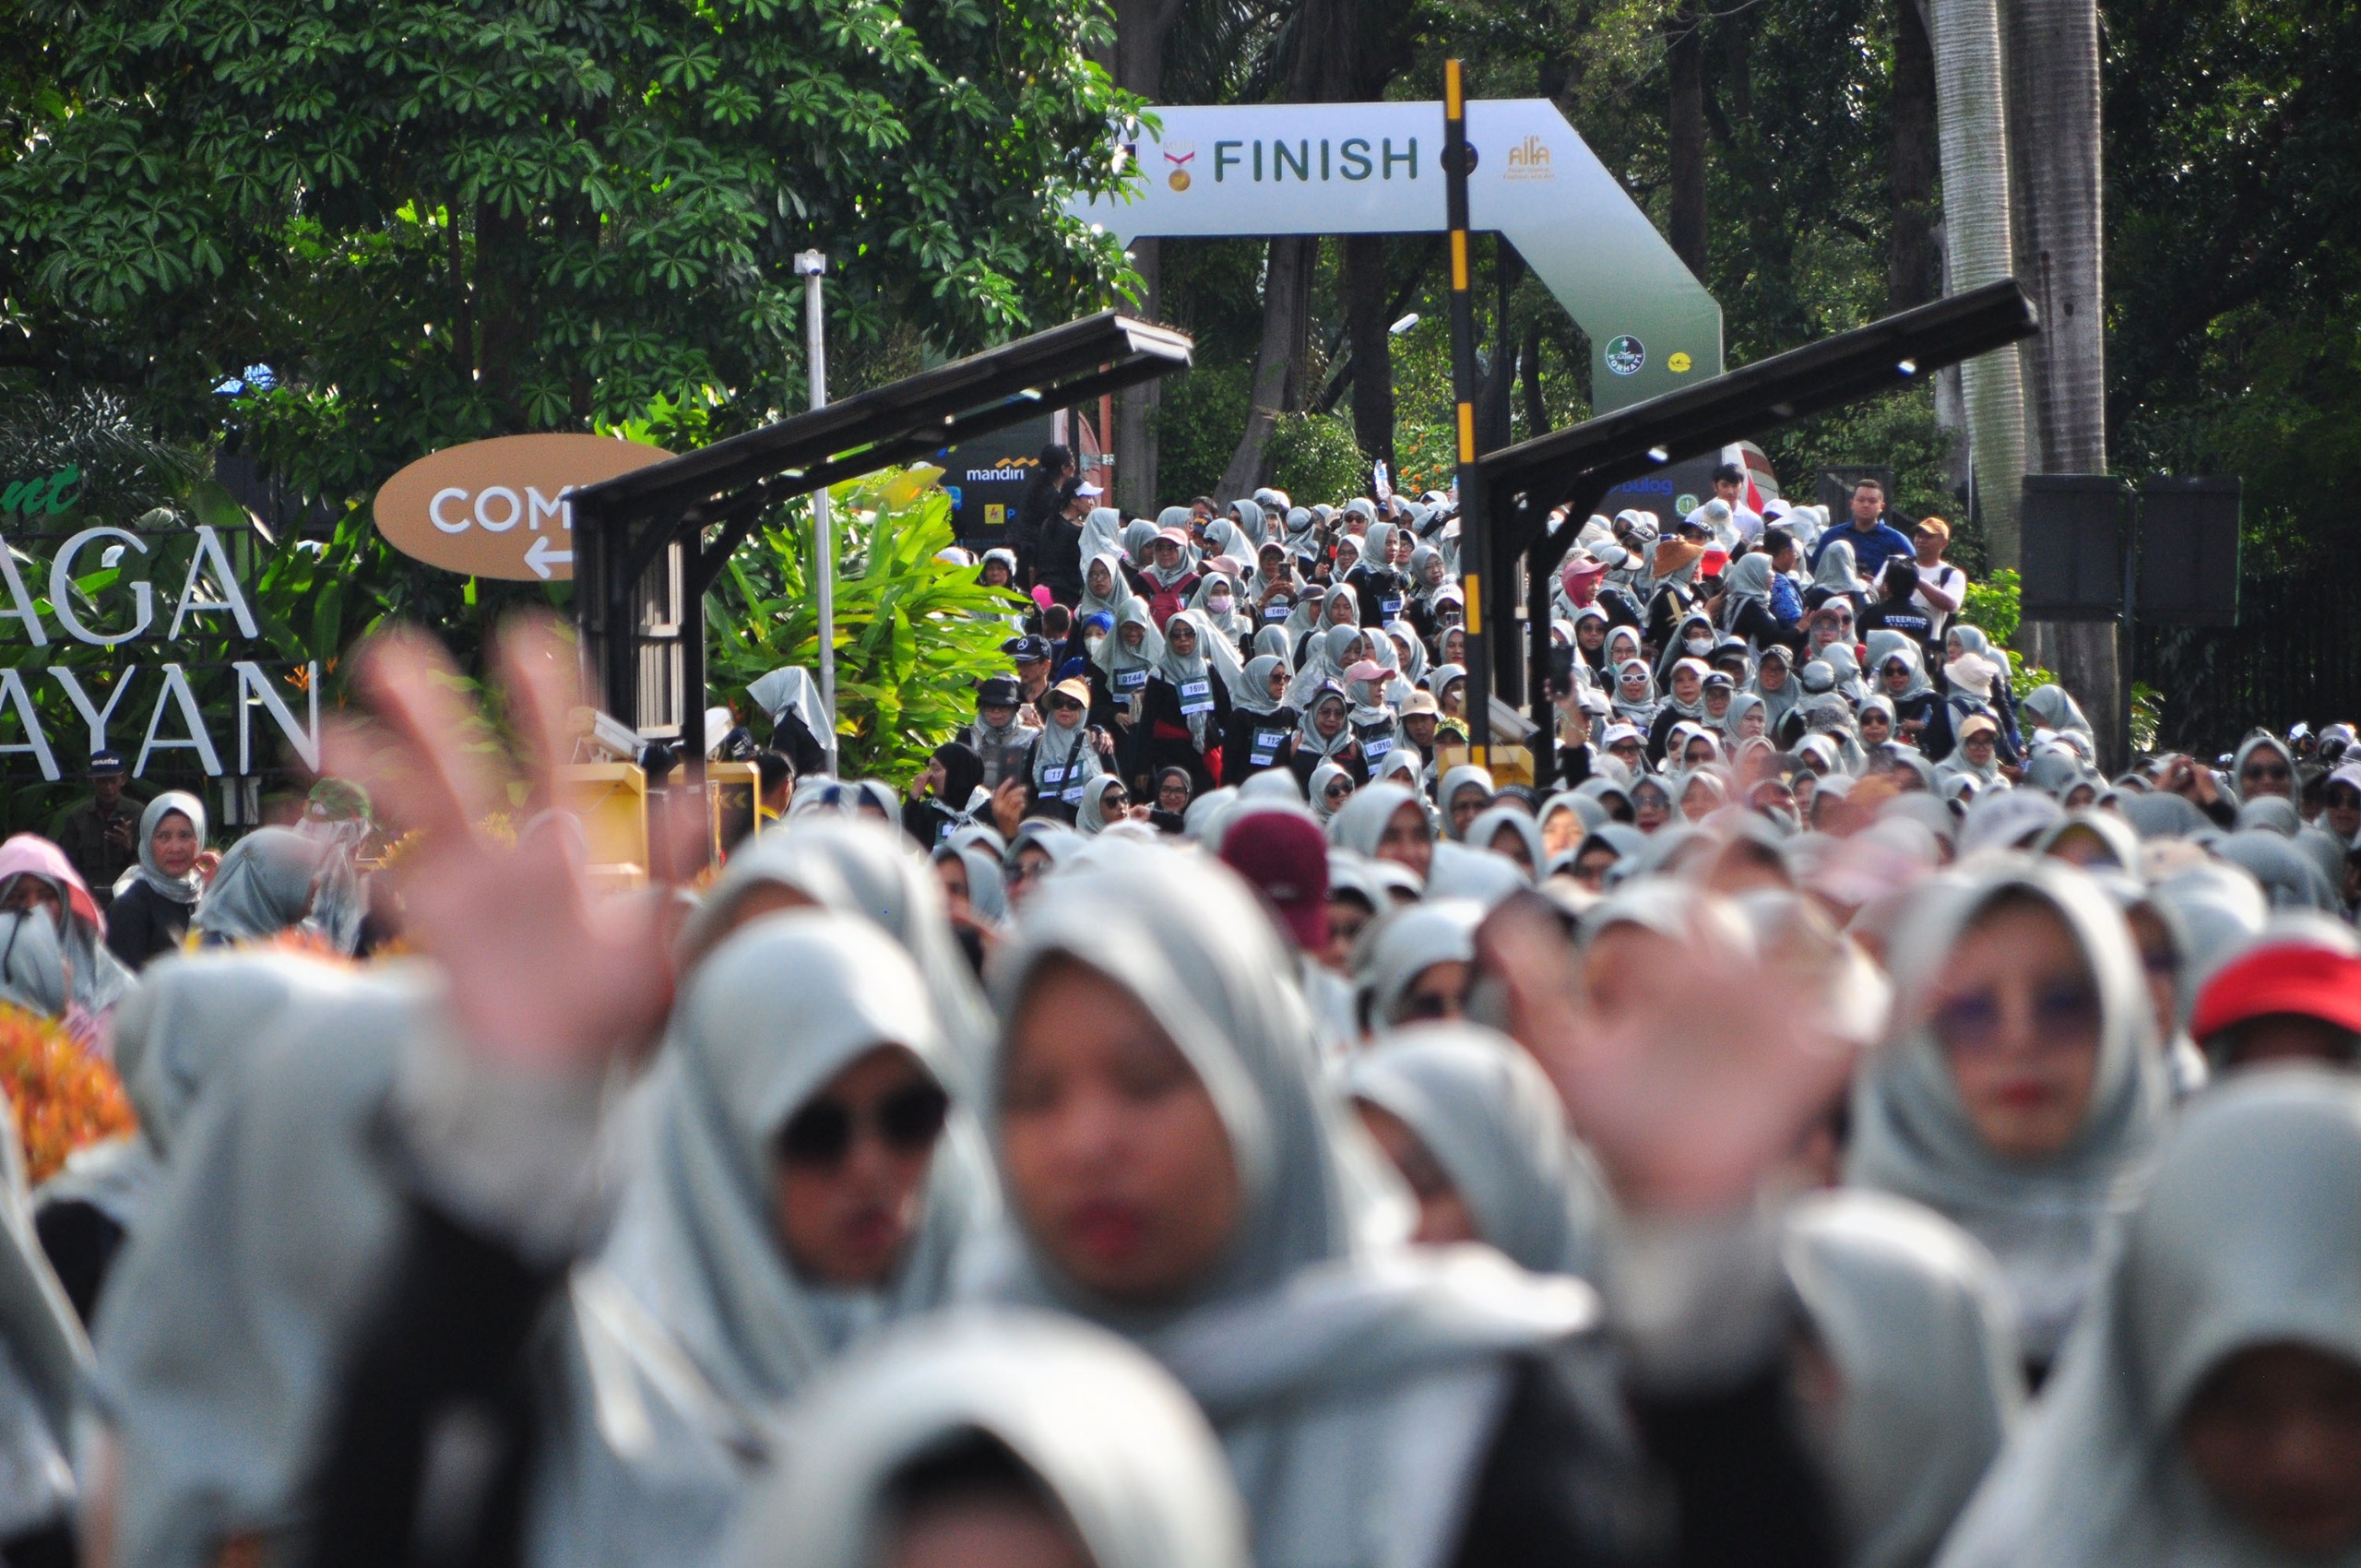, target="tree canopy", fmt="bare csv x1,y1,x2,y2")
1,0,1140,501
